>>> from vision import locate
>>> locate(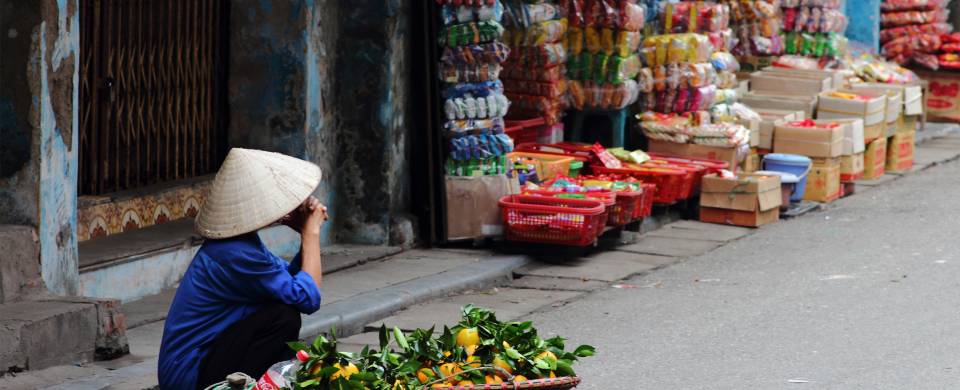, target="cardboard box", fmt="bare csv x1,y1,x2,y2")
851,85,903,124
700,174,781,227
803,158,841,203
913,69,960,122
737,117,761,147
812,118,864,154
445,175,520,240
840,153,865,182
742,93,818,118
762,67,846,91
754,110,804,149
647,140,747,172
886,130,916,173
742,148,760,173
751,71,832,96
863,122,884,142
863,137,887,180
900,115,919,133
773,123,844,158
904,85,923,116
817,91,886,126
